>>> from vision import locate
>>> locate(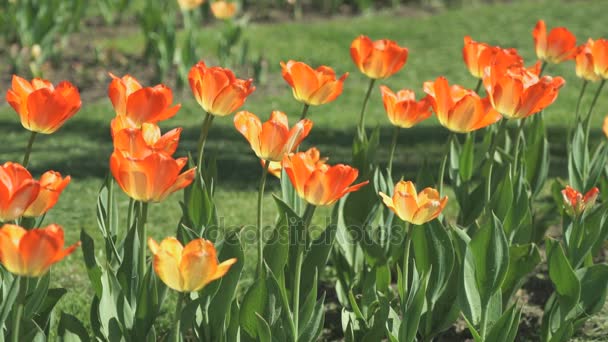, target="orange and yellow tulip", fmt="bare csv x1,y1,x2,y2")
484,64,565,119
562,185,599,217
533,20,577,64
350,35,408,79
592,38,608,79
188,61,255,116
380,86,432,128
6,75,81,134
110,152,195,203
112,123,182,159
423,77,502,133
0,224,79,277
211,1,237,19
148,237,236,292
462,36,522,79
234,111,313,162
379,181,447,225
282,151,368,206
0,162,40,222
23,171,70,218
575,39,601,82
108,74,180,134
177,0,204,11
264,147,324,178
280,60,348,106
